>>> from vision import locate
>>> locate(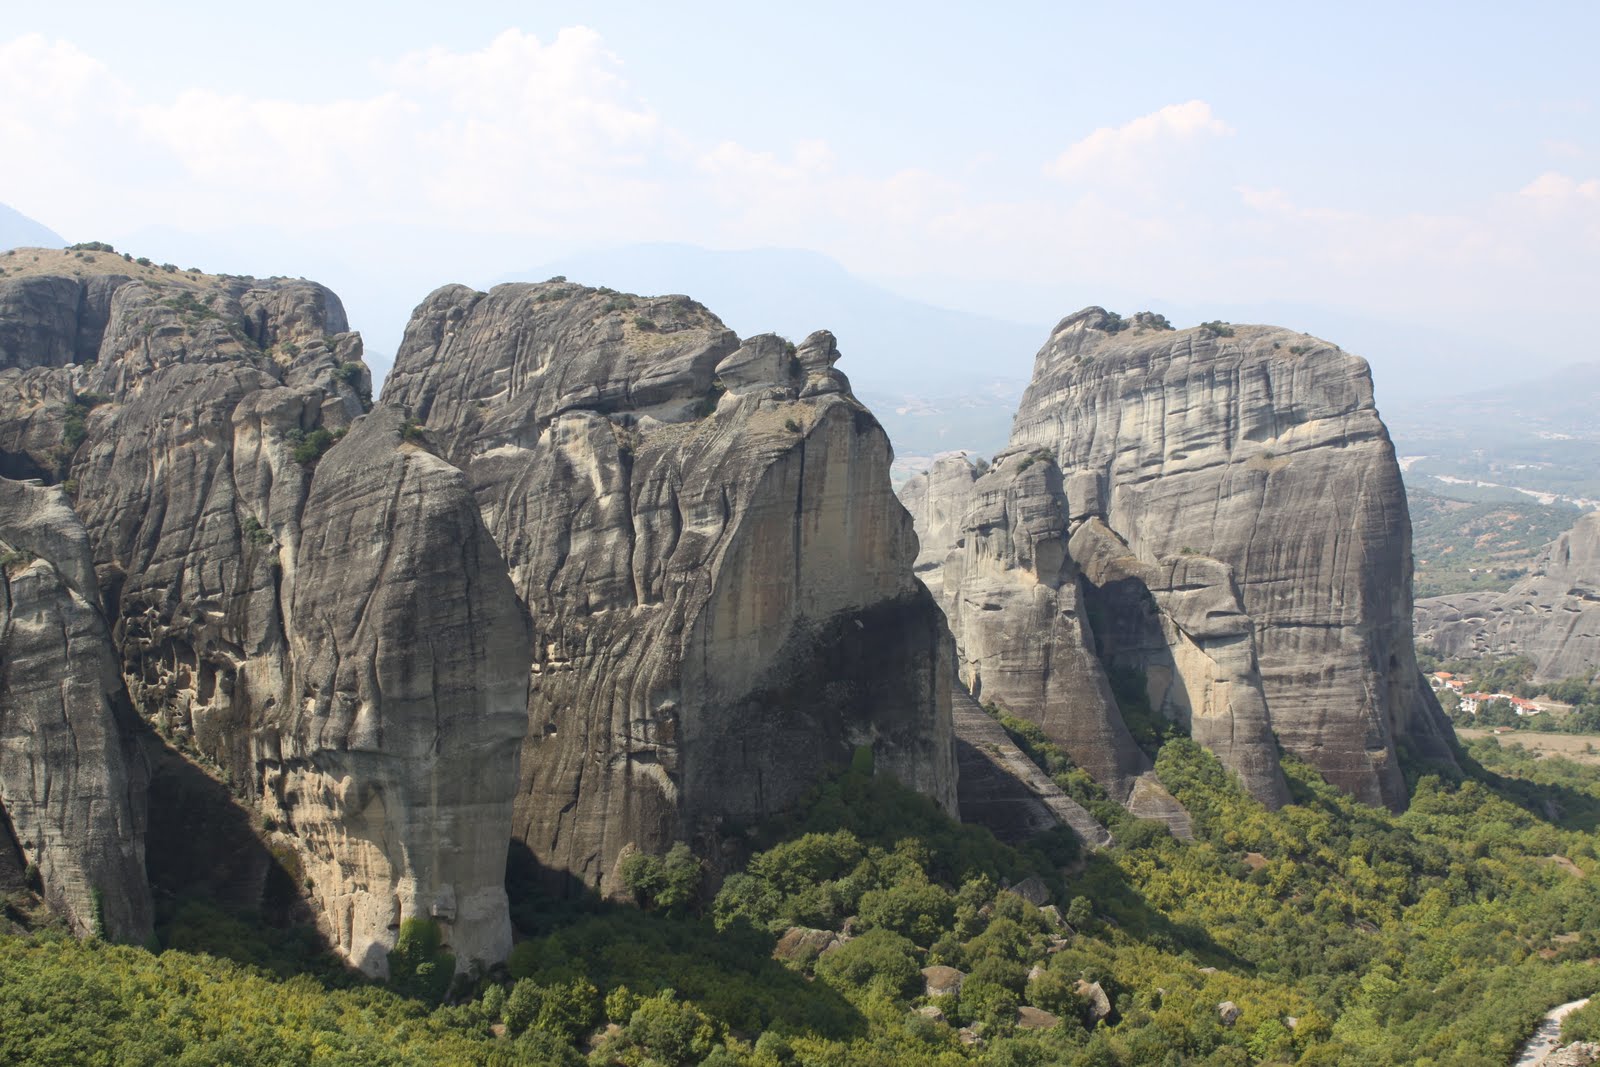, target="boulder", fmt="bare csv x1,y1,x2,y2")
773,926,840,963
1016,1006,1061,1030
1076,979,1112,1021
1005,875,1051,907
922,965,967,998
